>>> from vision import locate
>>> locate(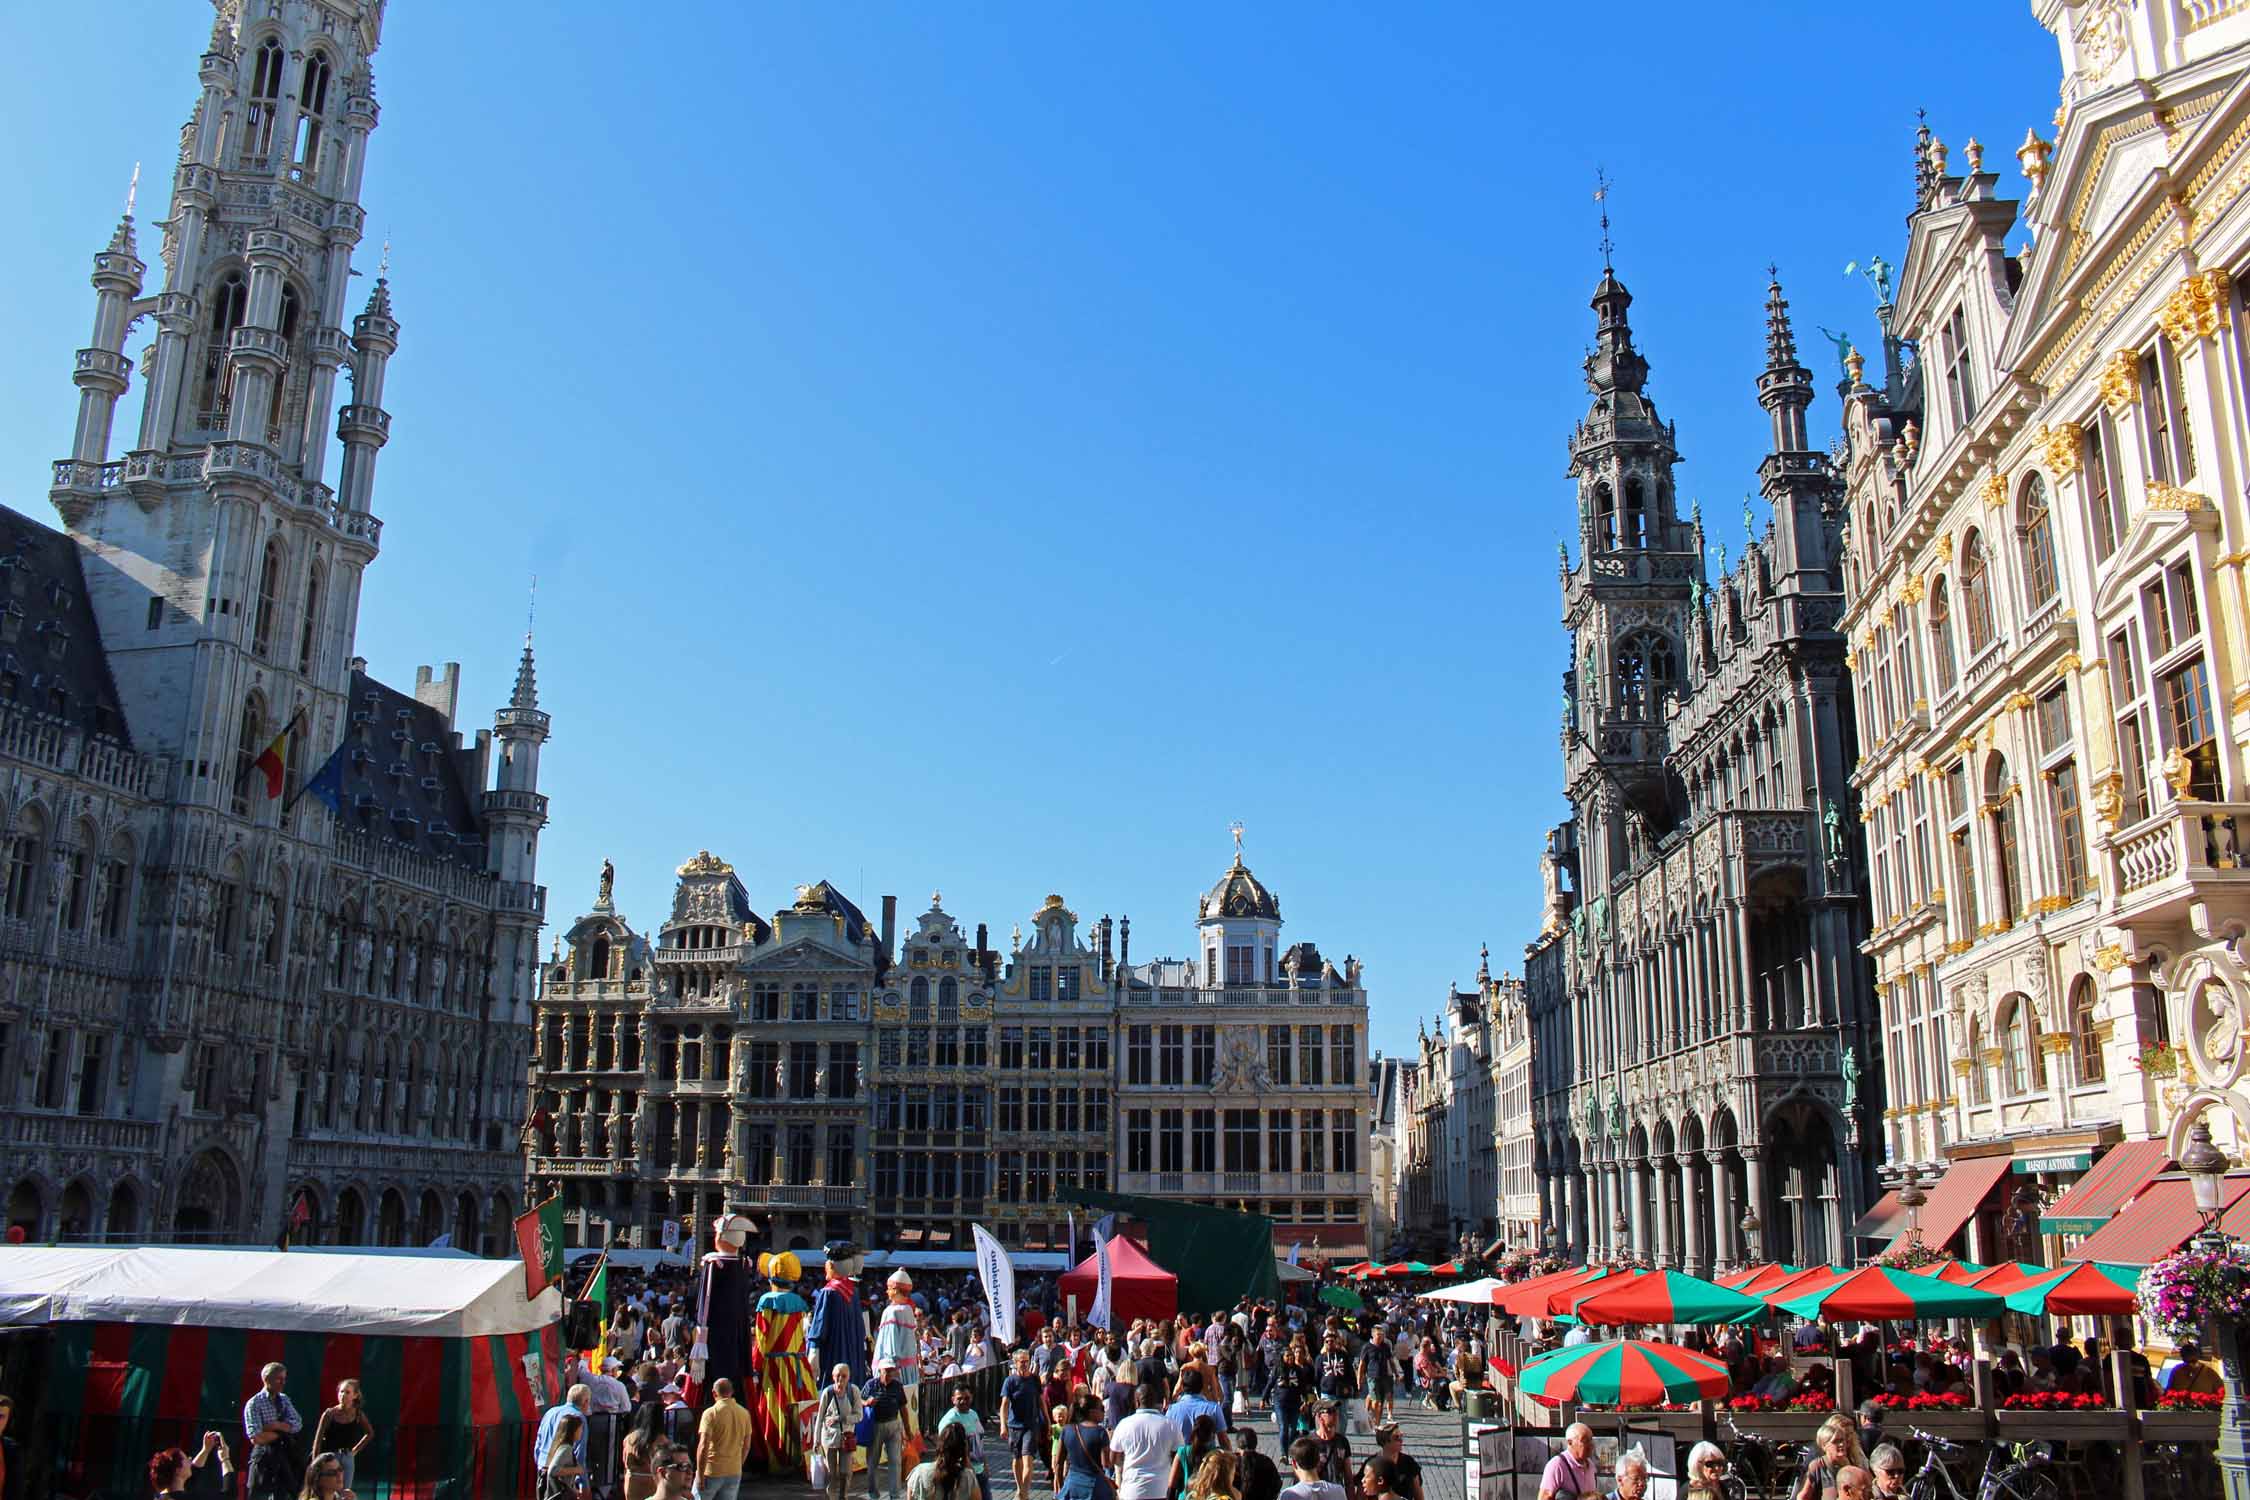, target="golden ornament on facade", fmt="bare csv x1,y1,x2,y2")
1845,346,1866,386
2006,690,2037,713
2040,422,2081,475
2147,480,2210,512
2097,350,2140,410
2018,128,2053,186
1900,574,1926,605
2091,775,2125,828
2055,651,2081,676
1980,470,2009,508
2092,943,2130,973
1951,1057,1975,1075
2159,269,2231,347
2164,746,2197,797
